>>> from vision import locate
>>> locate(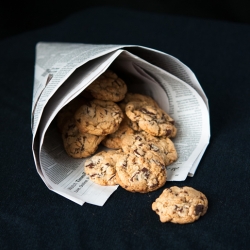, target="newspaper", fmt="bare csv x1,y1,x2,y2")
31,42,210,206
